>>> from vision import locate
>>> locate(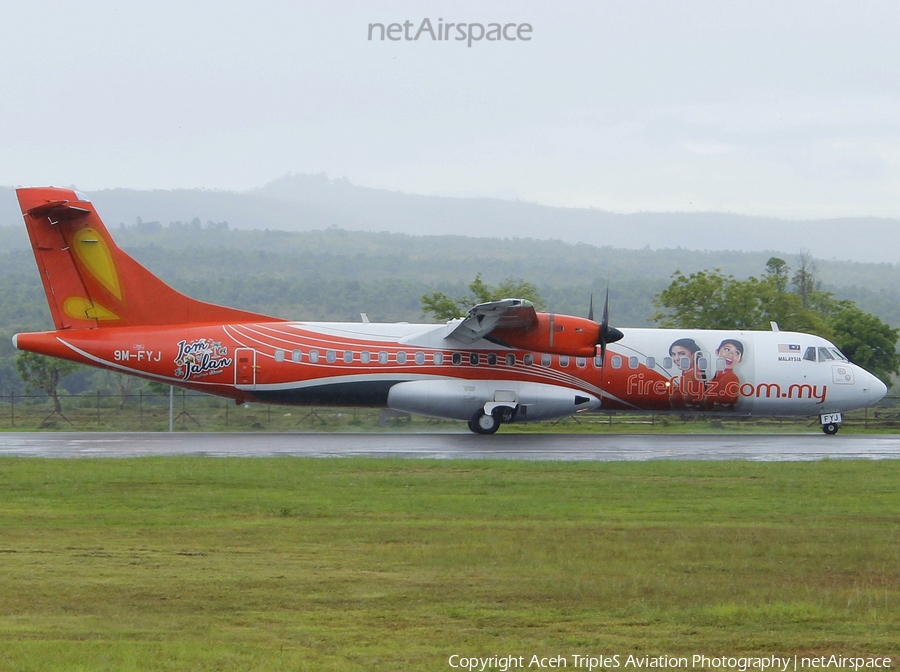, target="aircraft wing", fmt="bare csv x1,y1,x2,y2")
444,299,537,344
